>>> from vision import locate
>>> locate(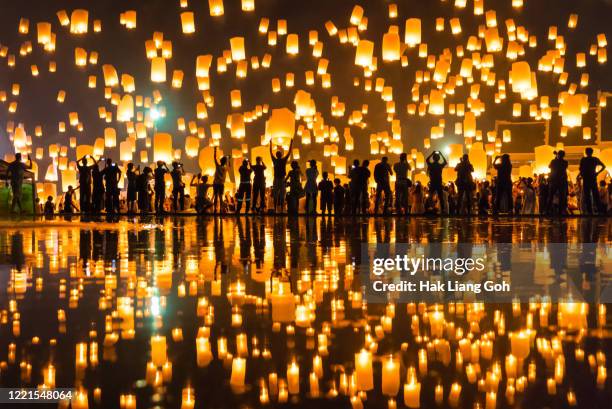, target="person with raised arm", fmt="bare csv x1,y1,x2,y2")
426,150,447,214
270,139,293,213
